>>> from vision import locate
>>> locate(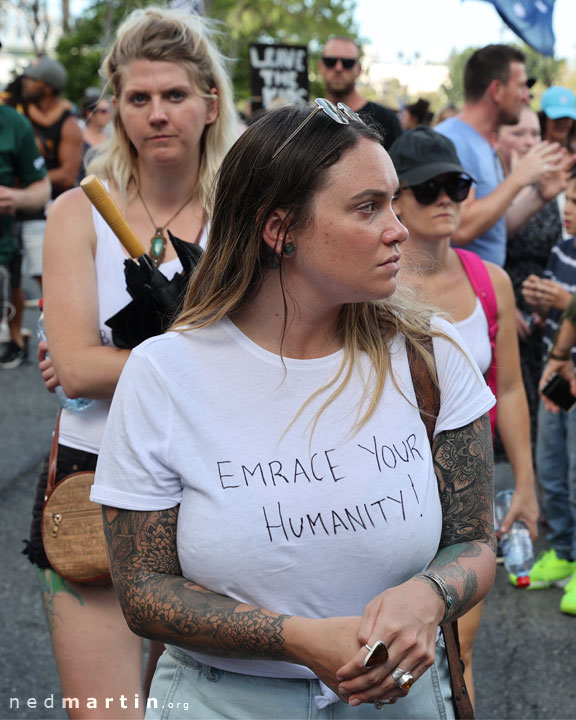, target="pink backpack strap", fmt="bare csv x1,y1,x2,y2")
454,248,499,437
